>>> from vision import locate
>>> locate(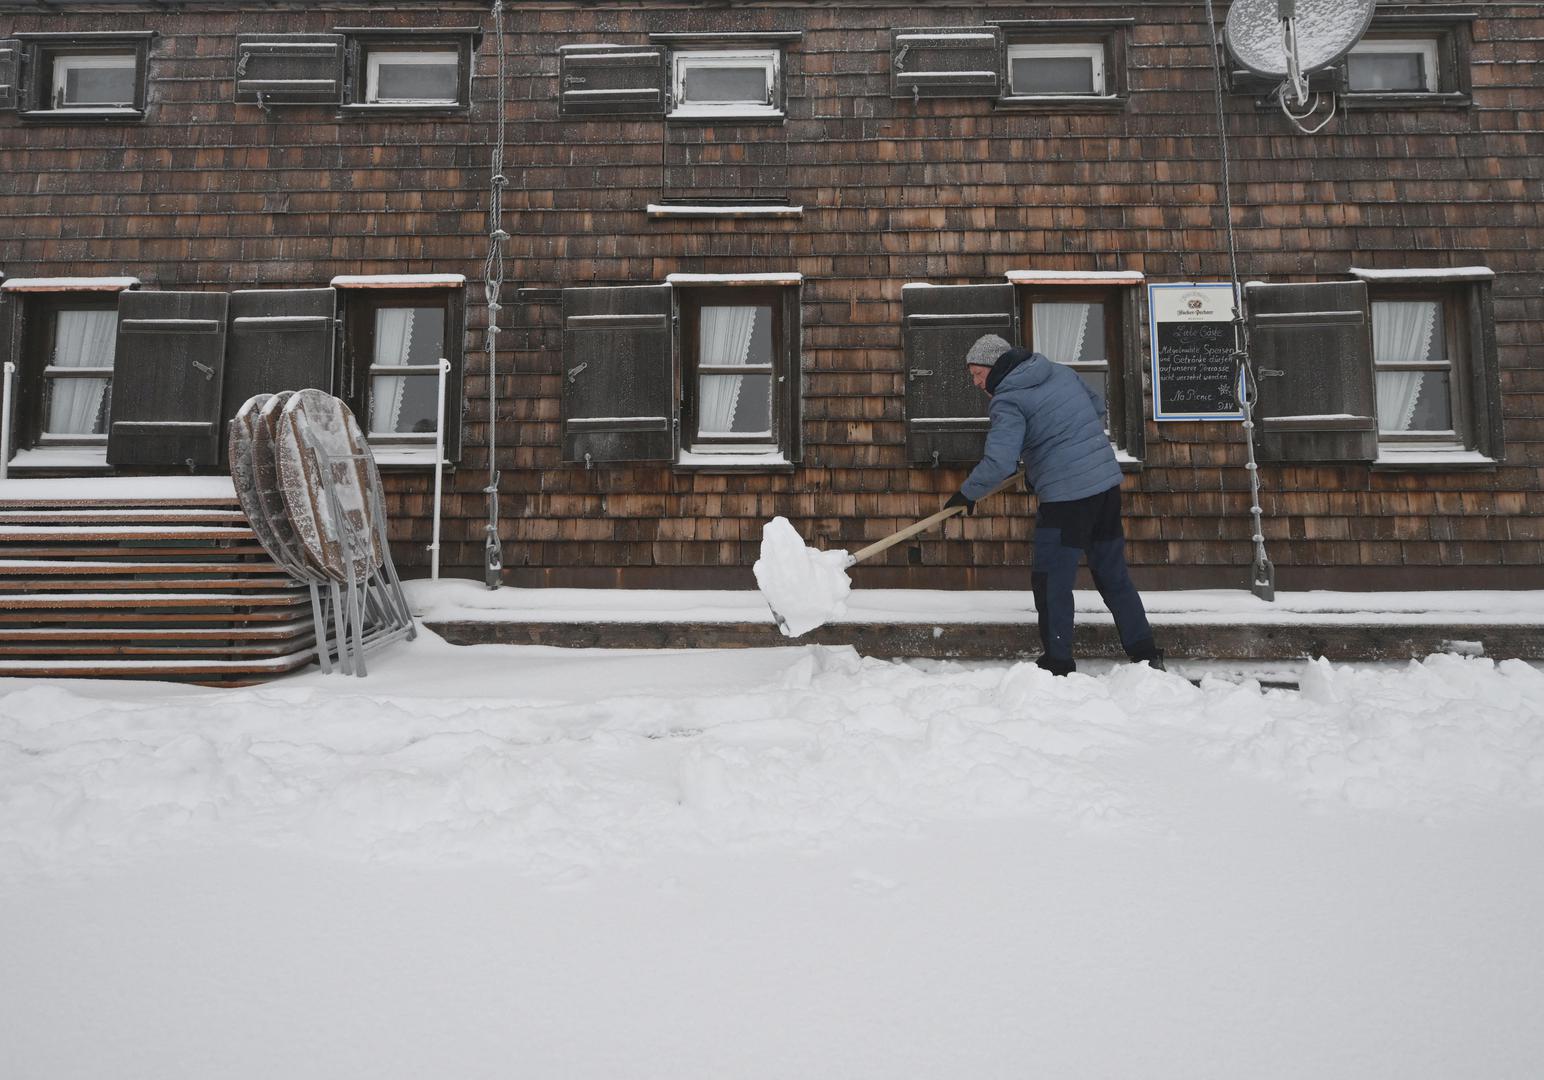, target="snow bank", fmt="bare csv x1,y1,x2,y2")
1,635,1541,879
751,516,852,636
